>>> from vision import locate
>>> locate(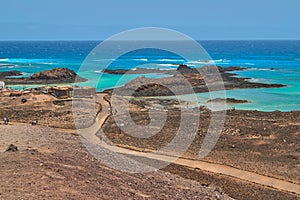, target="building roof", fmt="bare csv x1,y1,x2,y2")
49,86,73,91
